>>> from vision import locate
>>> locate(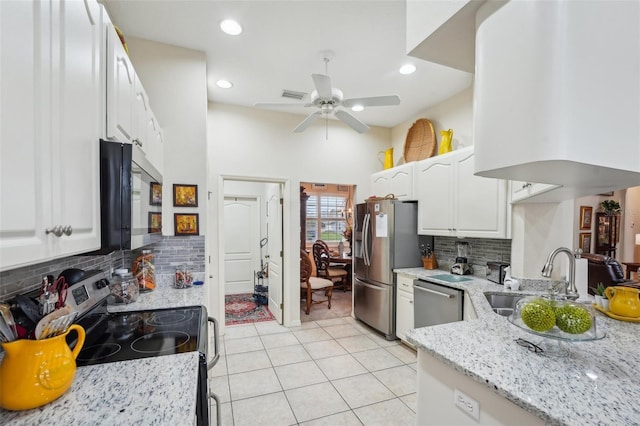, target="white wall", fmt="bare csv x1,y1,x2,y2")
208,102,391,326
125,36,208,236
390,86,474,166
